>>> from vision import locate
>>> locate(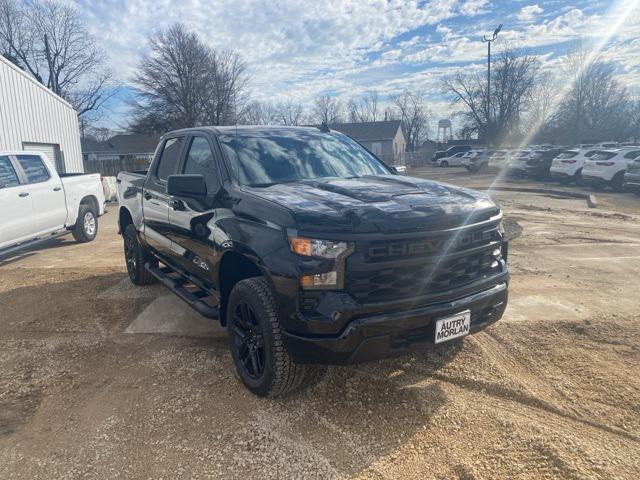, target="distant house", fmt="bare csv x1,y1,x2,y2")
81,133,160,176
82,133,160,162
329,120,406,165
